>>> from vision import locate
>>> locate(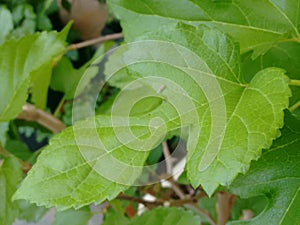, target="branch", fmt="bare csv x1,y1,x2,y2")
67,32,123,51
186,204,217,225
117,191,206,207
17,104,66,133
117,193,164,207
289,79,300,87
289,100,300,111
216,191,236,225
